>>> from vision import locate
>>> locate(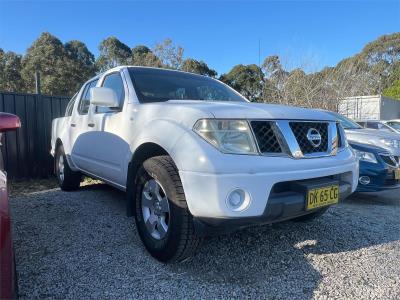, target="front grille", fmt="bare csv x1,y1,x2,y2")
384,178,399,186
380,154,397,167
289,122,328,154
249,119,337,157
251,121,282,153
